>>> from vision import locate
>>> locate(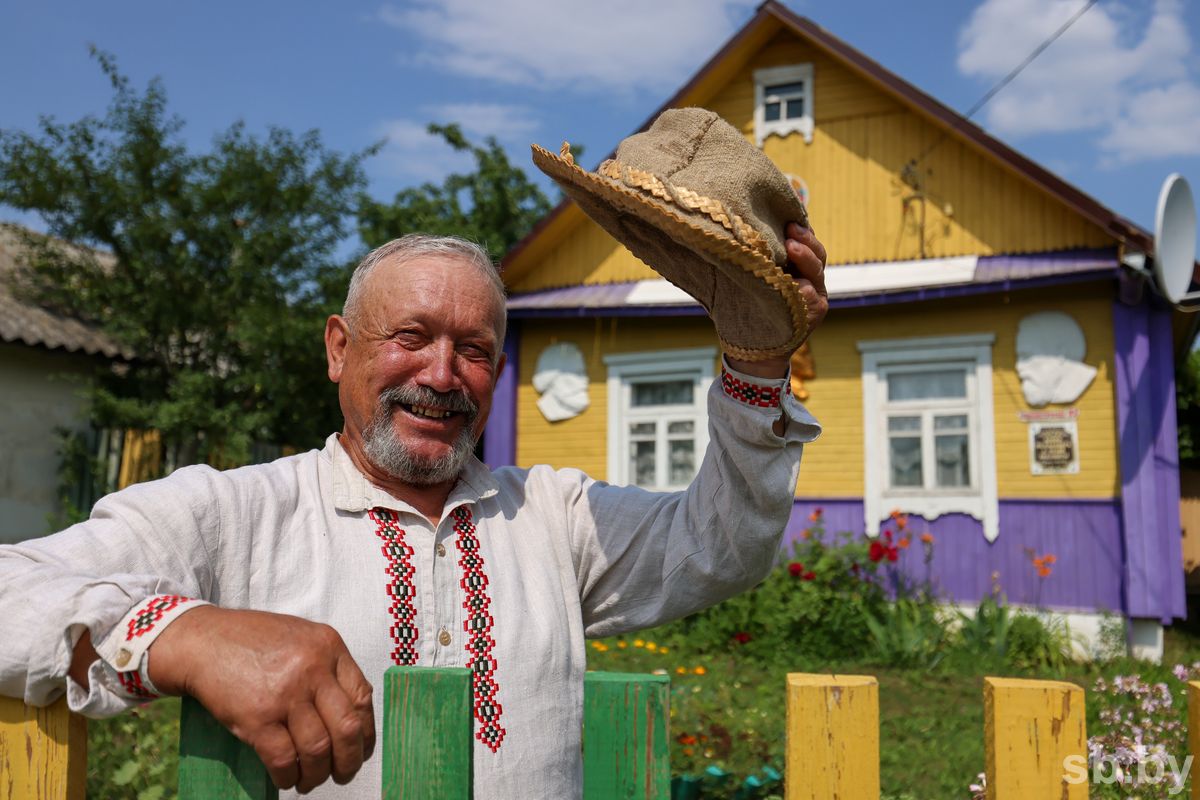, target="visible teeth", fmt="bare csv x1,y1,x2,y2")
410,405,451,419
